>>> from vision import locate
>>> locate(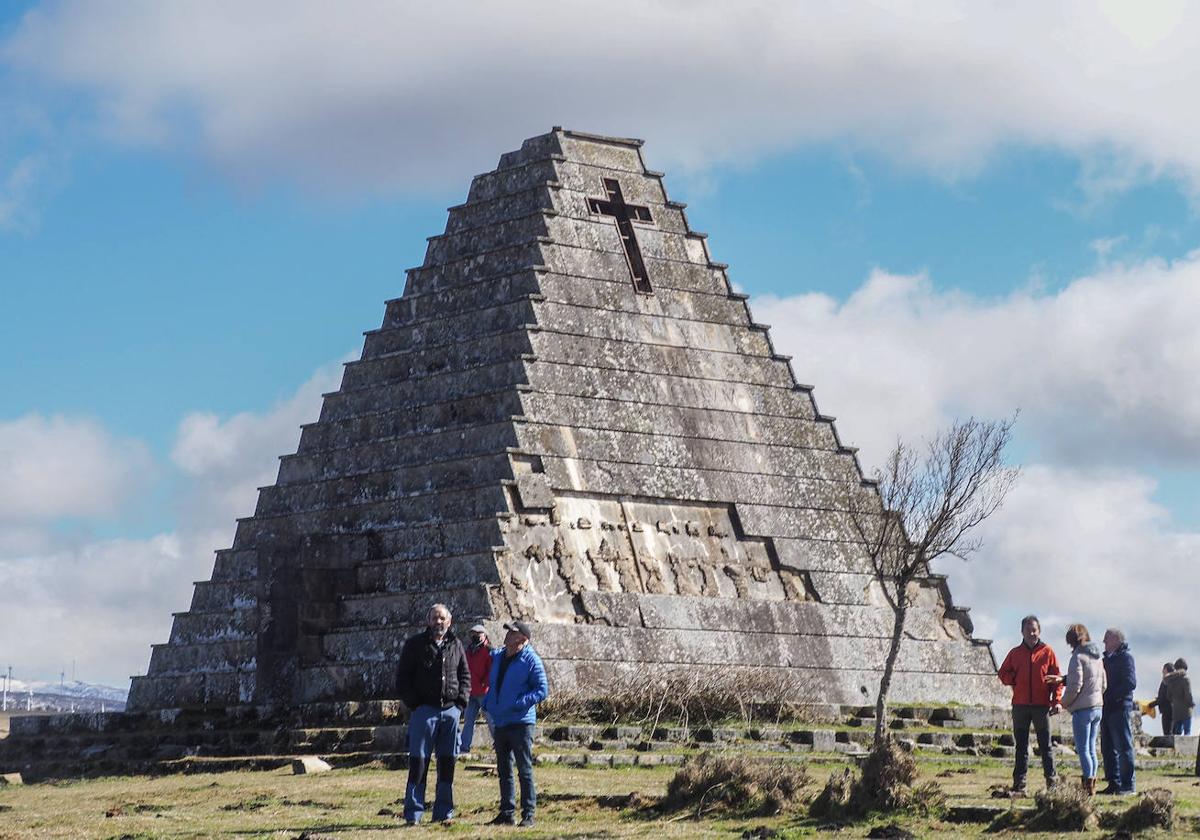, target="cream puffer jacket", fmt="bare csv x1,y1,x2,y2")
1062,642,1107,712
